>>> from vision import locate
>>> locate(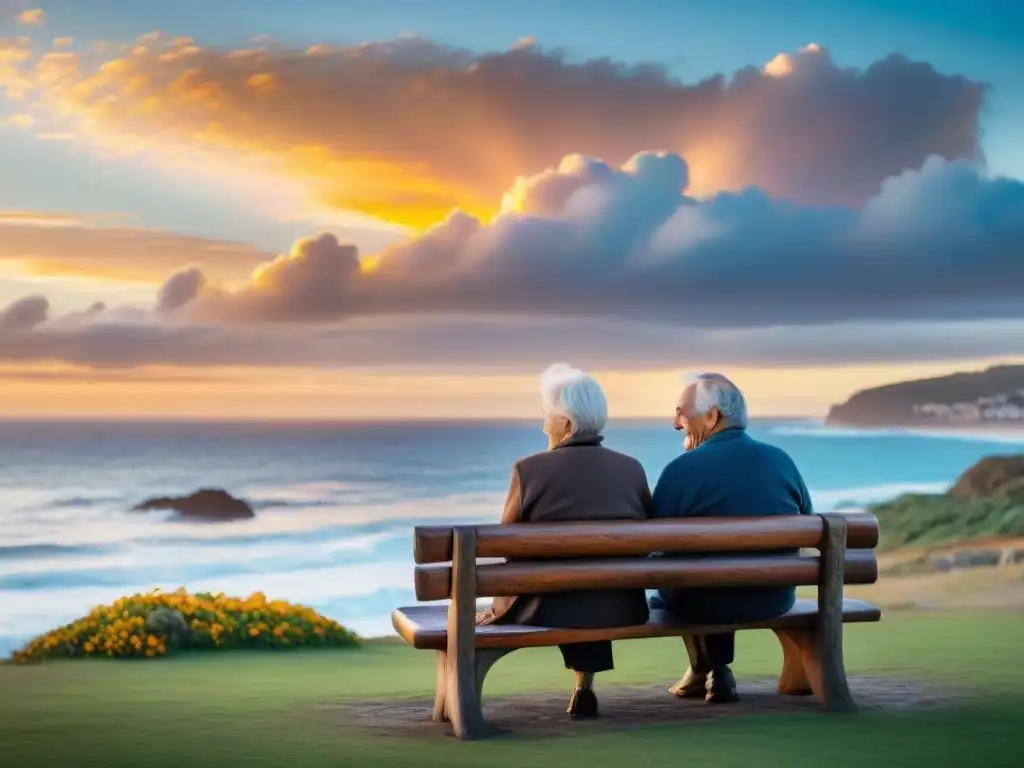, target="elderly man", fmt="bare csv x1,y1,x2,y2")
650,373,813,703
